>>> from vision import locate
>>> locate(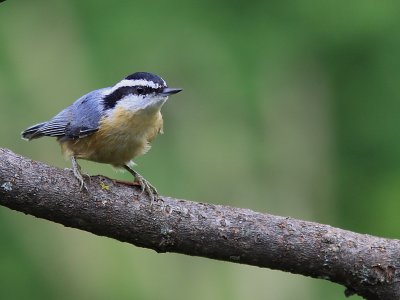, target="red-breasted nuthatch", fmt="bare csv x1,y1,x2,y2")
21,72,182,199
